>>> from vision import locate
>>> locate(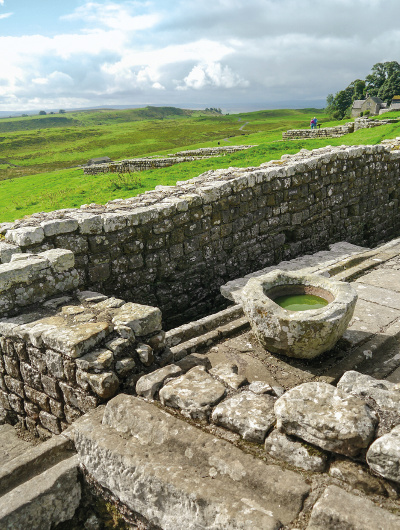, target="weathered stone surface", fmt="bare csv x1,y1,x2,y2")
112,303,162,336
135,343,154,366
74,396,310,529
136,364,183,398
236,270,357,359
41,219,78,237
209,363,247,389
76,291,108,303
307,485,400,530
0,456,80,530
338,371,400,428
329,457,388,496
115,358,136,377
6,226,45,246
0,242,21,264
0,257,49,291
159,365,226,419
367,425,400,483
75,348,114,372
41,322,111,358
265,430,328,472
275,382,378,456
248,380,274,394
39,249,75,272
212,391,276,443
175,352,211,372
105,337,132,356
85,372,119,399
39,411,60,434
